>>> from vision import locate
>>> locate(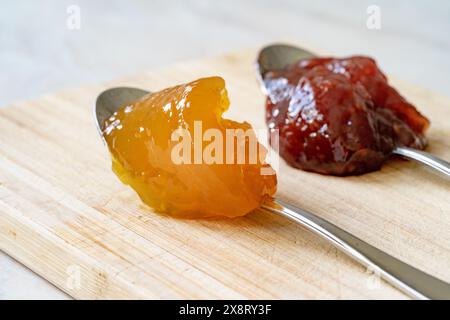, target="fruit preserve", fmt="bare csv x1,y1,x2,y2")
104,77,277,218
264,56,429,175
